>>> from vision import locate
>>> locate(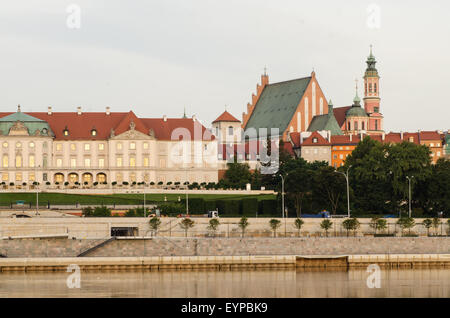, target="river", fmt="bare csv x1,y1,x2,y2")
0,268,449,298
